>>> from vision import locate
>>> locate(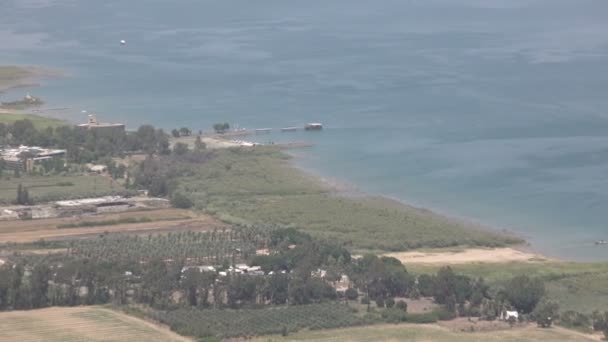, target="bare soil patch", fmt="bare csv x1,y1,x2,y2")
385,248,549,265
0,208,225,243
